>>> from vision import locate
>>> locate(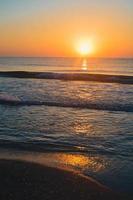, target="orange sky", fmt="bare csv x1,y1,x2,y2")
0,1,133,57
